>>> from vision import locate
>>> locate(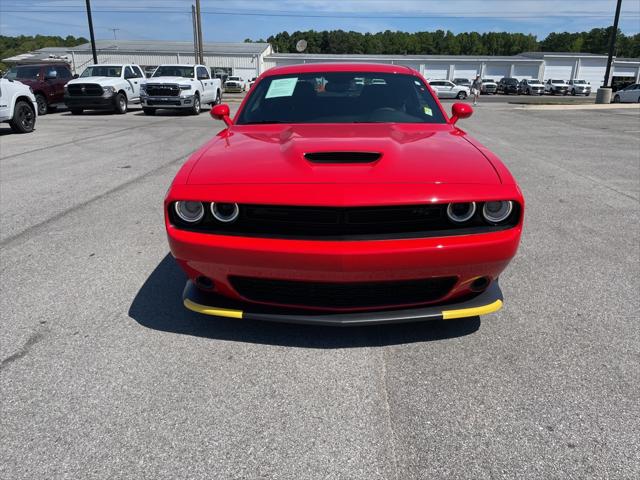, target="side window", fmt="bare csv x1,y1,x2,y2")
45,66,58,78
197,67,210,80
124,66,135,79
58,66,72,79
133,66,144,78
